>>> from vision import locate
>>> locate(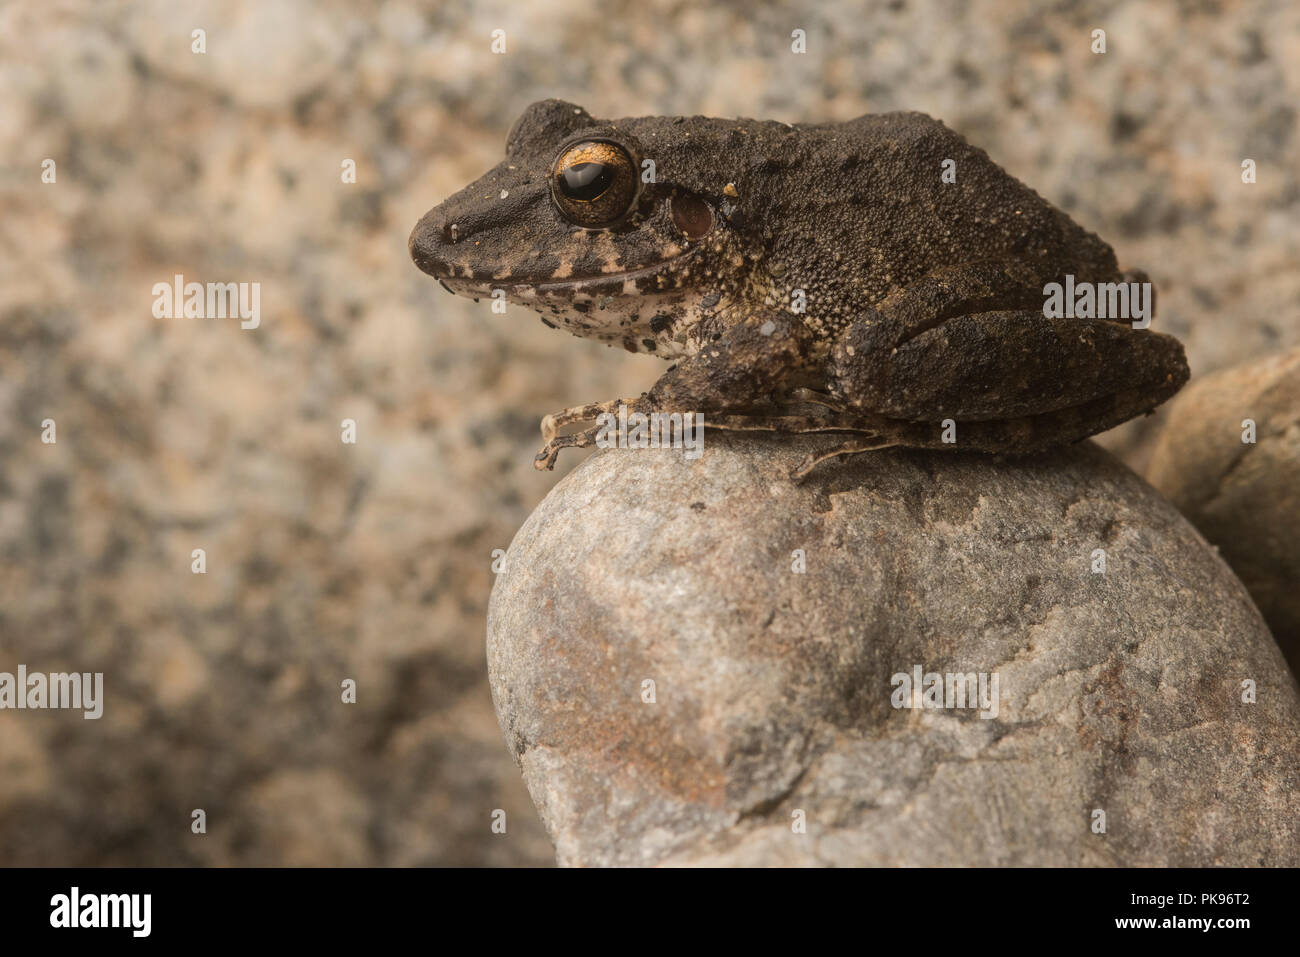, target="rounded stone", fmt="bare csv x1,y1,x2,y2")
488,434,1300,866
1147,346,1300,675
